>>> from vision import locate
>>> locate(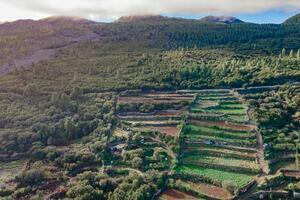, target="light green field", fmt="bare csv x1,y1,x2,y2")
184,133,255,146
182,154,258,169
185,124,252,137
185,146,256,157
175,165,253,188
